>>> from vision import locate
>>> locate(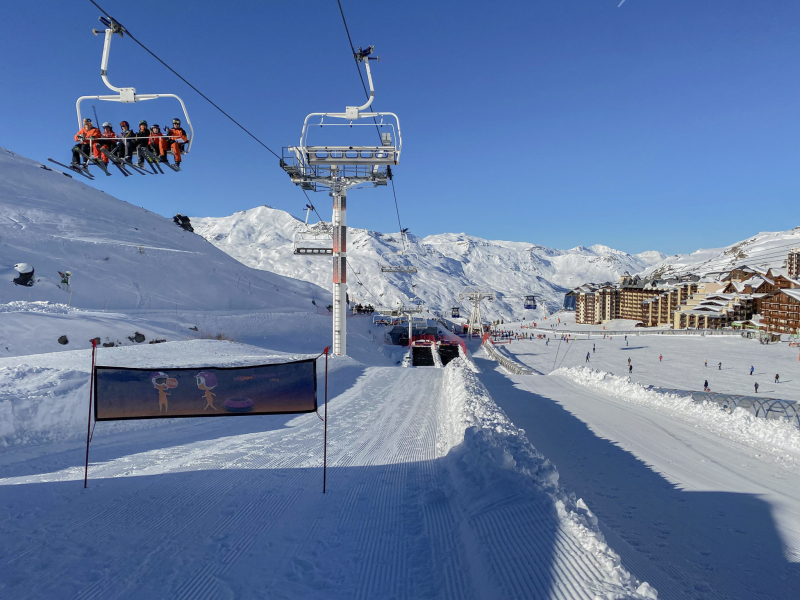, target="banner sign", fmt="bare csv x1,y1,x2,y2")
94,359,317,421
